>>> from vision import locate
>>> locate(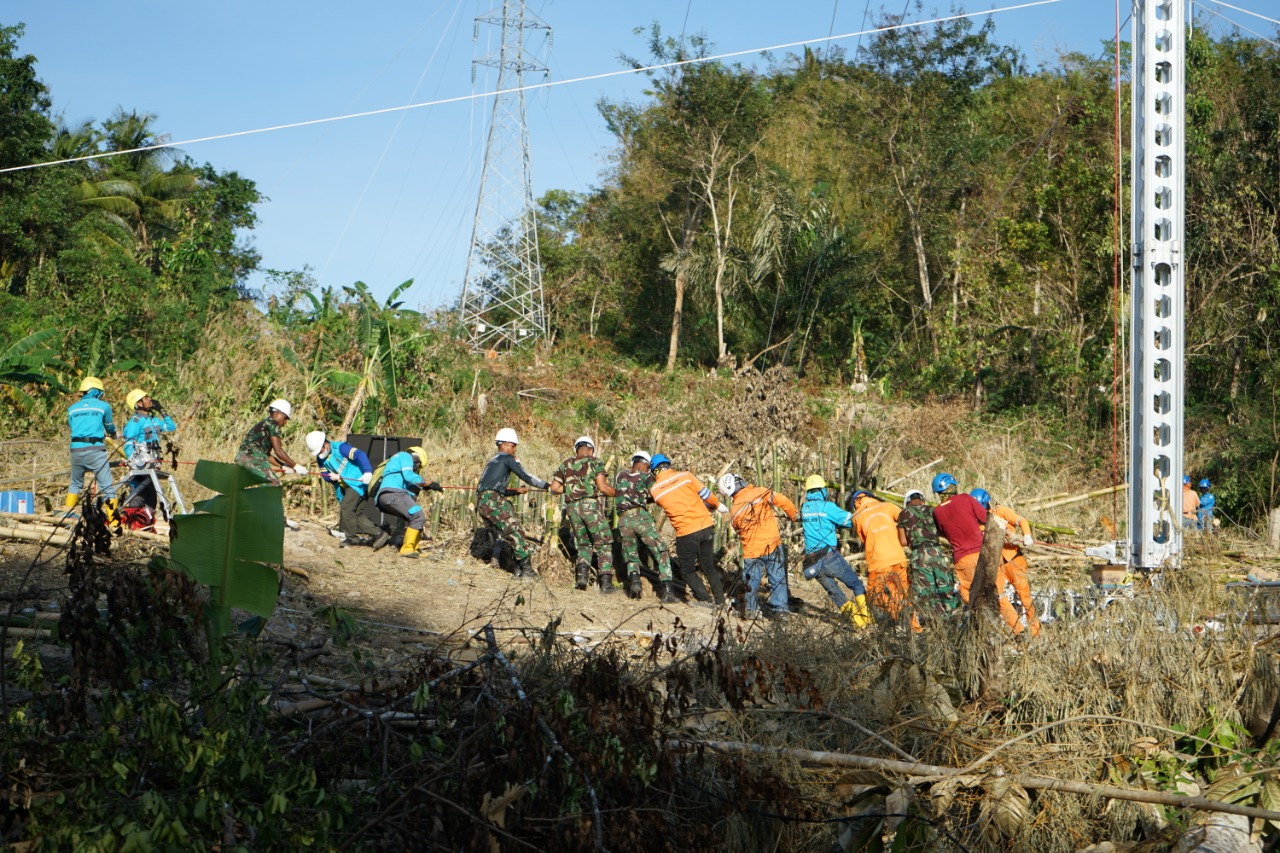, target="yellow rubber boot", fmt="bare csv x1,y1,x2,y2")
102,498,121,532
399,528,421,558
64,494,80,510
840,595,871,628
